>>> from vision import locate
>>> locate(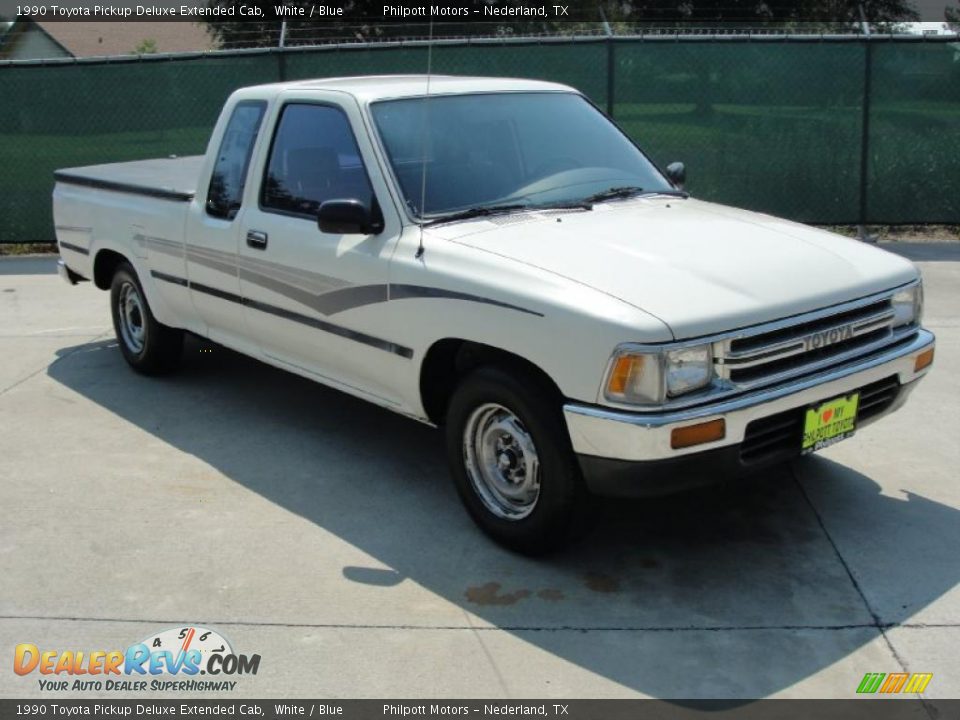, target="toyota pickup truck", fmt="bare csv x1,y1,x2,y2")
54,75,935,552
